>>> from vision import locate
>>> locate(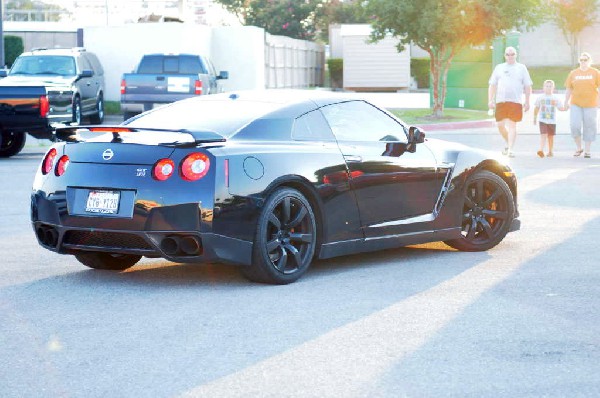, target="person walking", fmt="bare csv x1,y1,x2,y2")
564,52,600,158
533,80,565,157
488,46,533,157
